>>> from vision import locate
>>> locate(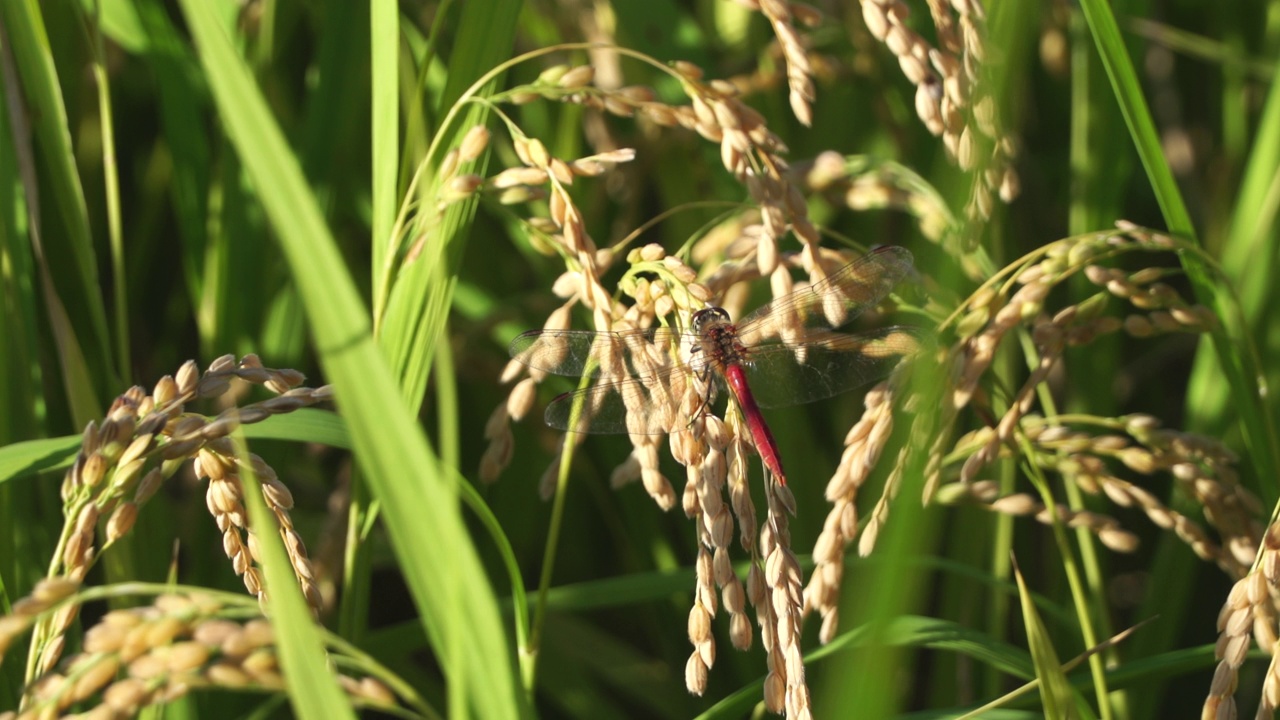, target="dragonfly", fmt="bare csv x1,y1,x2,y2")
508,246,922,485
